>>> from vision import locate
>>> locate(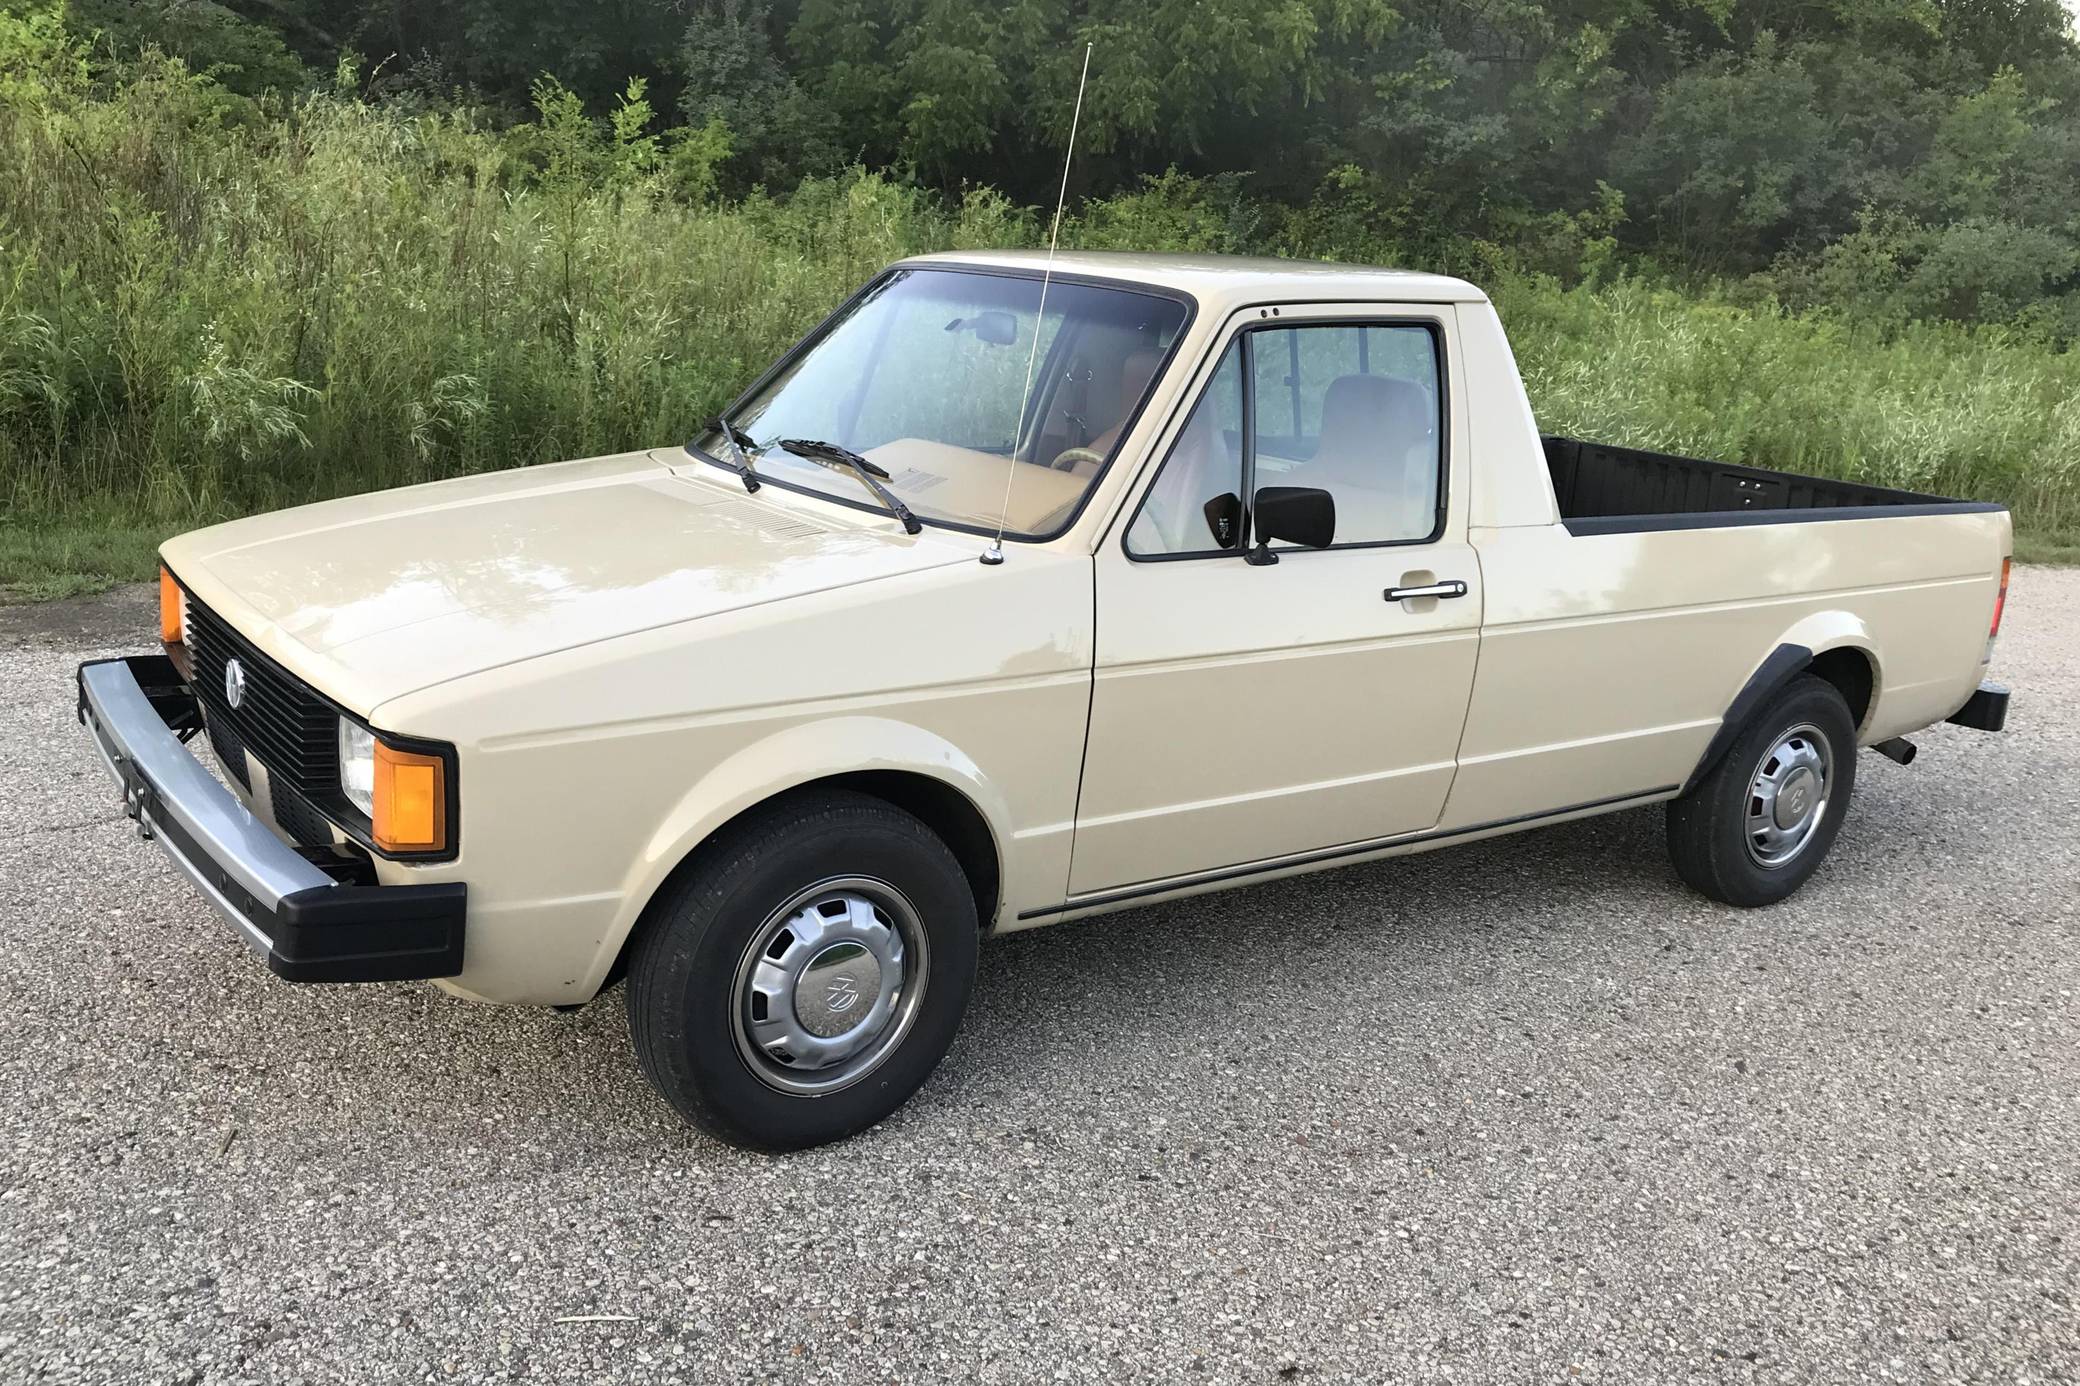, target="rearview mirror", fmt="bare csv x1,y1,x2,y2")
944,310,1018,346
1252,486,1336,556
